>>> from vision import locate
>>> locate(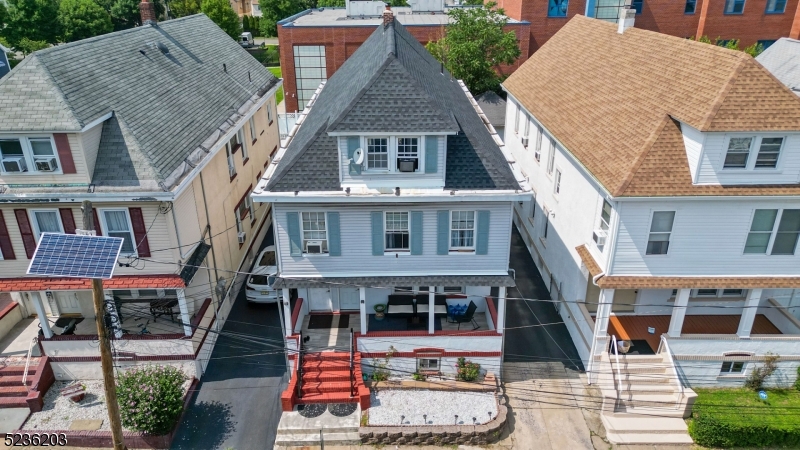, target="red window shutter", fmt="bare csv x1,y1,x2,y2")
59,208,76,234
128,208,151,257
0,211,16,260
92,209,102,236
14,209,36,259
53,134,77,174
